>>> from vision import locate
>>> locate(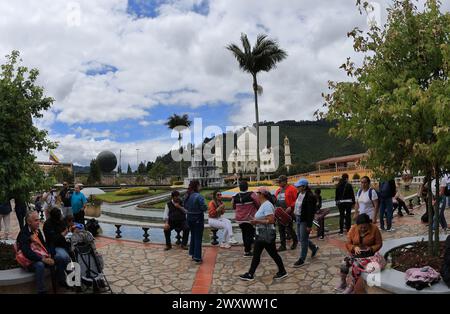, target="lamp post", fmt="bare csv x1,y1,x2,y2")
136,149,139,172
